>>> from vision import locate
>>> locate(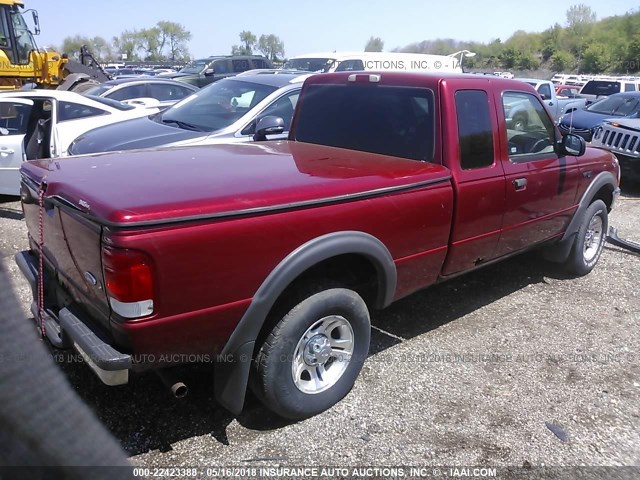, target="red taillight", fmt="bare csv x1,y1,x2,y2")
102,246,154,303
